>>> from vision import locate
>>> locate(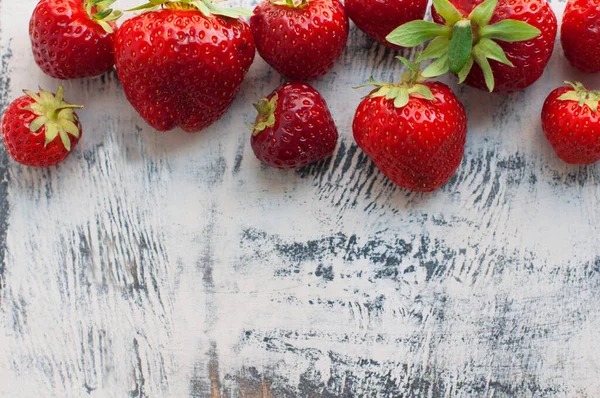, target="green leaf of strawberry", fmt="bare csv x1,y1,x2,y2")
385,20,450,47
479,20,540,42
448,20,473,73
432,0,462,25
